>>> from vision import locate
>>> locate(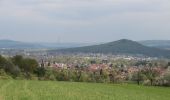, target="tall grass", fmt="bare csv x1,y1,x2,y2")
0,80,170,100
